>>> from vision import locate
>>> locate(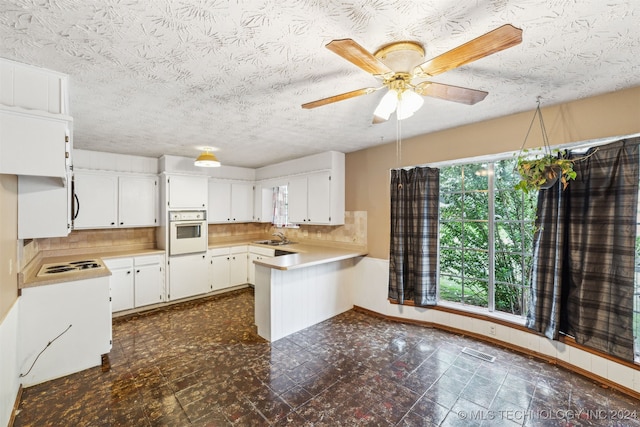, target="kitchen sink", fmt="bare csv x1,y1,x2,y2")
253,239,297,246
